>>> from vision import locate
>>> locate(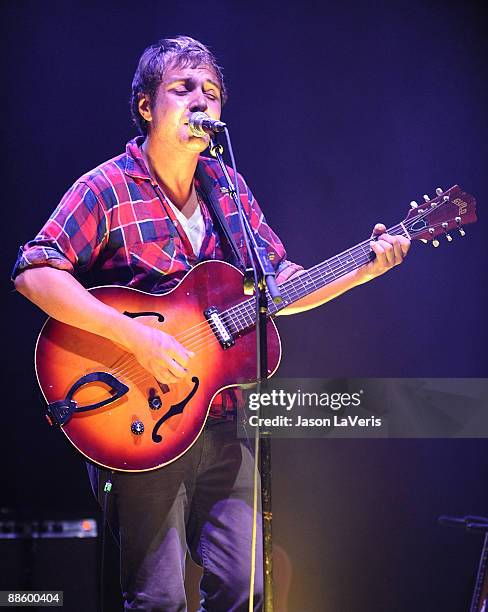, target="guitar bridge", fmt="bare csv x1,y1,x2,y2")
204,306,235,349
